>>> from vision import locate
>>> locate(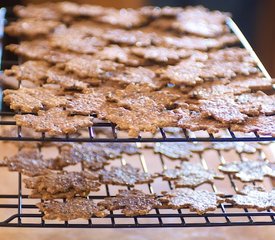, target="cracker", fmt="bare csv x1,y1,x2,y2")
189,80,250,99
162,34,238,51
66,88,108,115
160,188,224,215
230,115,275,137
4,88,68,113
161,162,223,188
98,189,161,216
225,186,275,211
24,171,100,200
4,61,50,84
131,46,190,64
108,84,179,110
209,48,255,63
95,45,143,66
50,29,107,54
172,6,229,37
46,67,89,90
101,102,179,137
37,198,107,220
3,149,52,176
178,111,229,134
6,40,51,60
5,18,60,37
5,40,83,64
102,29,160,47
101,84,181,136
160,59,258,86
108,67,158,88
212,142,260,154
59,143,139,171
64,56,123,78
15,108,93,136
228,77,275,91
14,3,61,20
235,92,275,116
140,6,183,17
57,1,106,17
200,97,248,124
219,160,275,182
99,164,154,186
96,9,148,28
154,142,206,160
